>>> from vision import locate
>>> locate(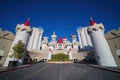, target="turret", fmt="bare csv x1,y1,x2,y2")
88,17,117,66
77,27,93,50
49,31,57,48
51,31,57,42
4,19,32,67
71,34,78,49
57,37,64,49
27,27,43,51
41,37,49,50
